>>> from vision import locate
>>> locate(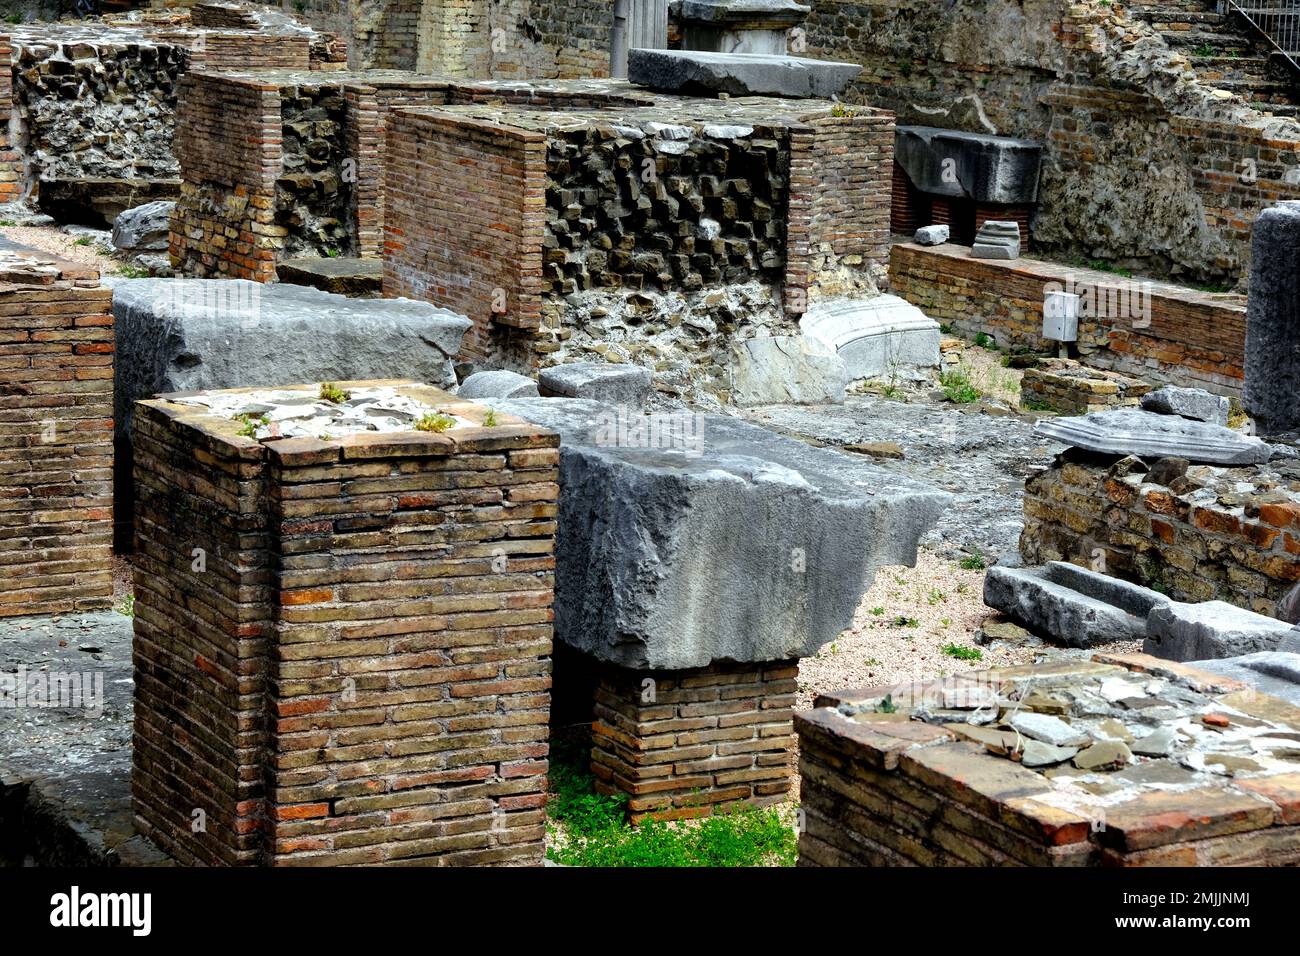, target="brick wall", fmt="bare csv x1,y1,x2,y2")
786,110,894,309
890,242,1248,396
1022,451,1300,618
0,35,19,204
591,658,799,824
1019,359,1151,414
383,108,547,363
190,32,313,71
171,72,284,281
0,242,113,618
132,381,559,866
